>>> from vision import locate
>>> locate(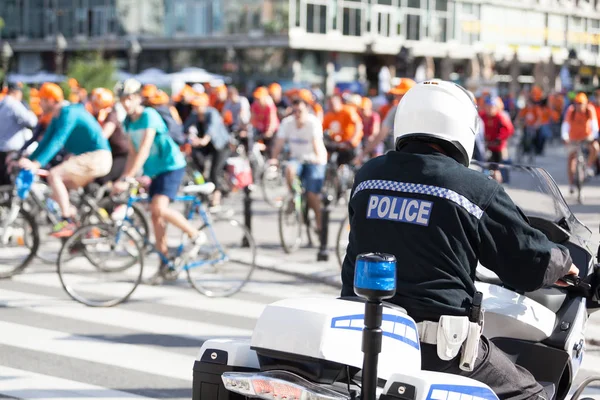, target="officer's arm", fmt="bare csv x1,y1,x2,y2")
340,181,359,297
477,186,572,292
